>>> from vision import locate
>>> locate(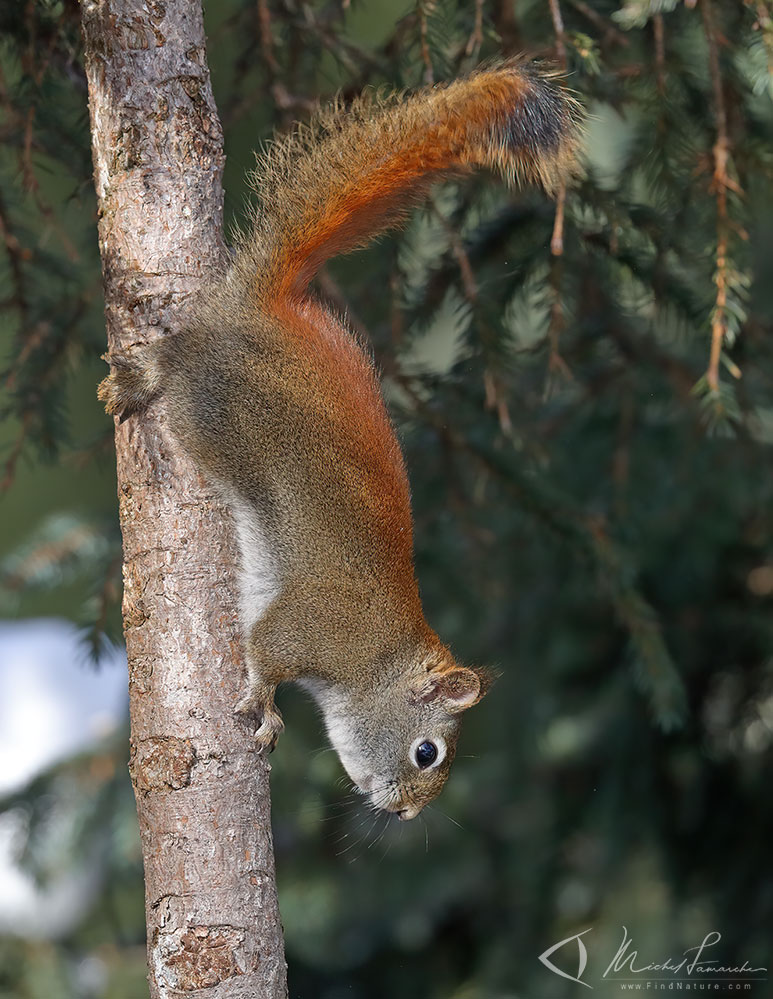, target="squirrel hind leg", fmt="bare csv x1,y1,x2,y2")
235,624,292,753
98,343,163,421
235,683,285,753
